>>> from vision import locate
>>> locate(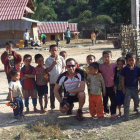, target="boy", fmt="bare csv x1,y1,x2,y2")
20,54,39,113
121,53,140,121
9,69,24,119
35,54,48,113
114,58,125,116
87,62,106,118
1,41,22,99
100,51,117,120
45,45,65,112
